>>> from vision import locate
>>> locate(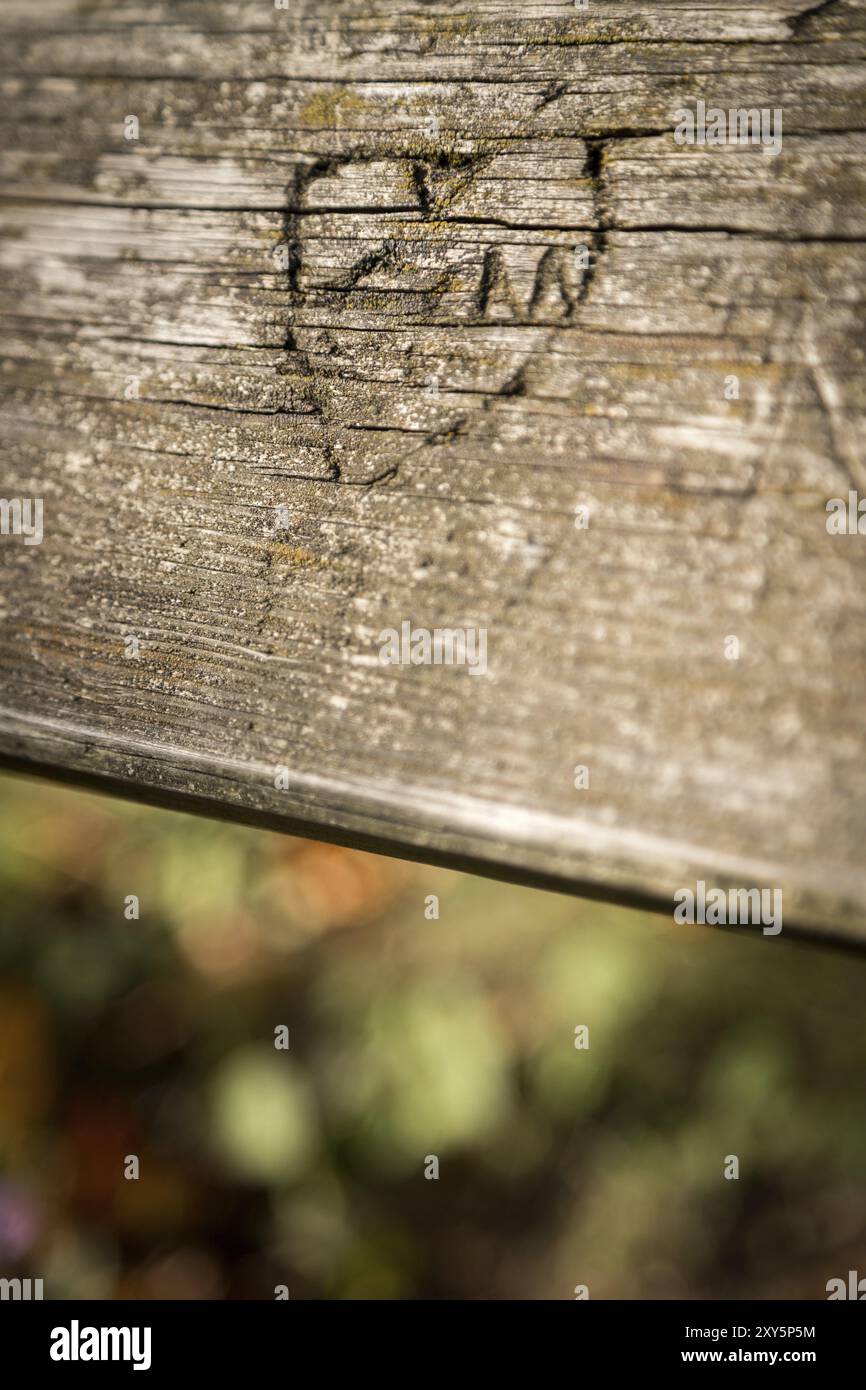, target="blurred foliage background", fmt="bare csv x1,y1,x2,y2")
0,770,864,1300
